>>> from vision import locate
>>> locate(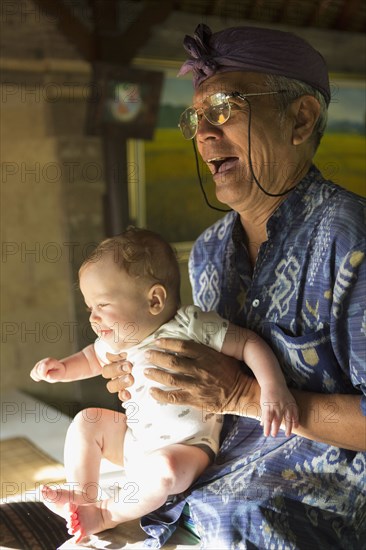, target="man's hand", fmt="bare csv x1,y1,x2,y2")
102,352,134,401
143,338,258,414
